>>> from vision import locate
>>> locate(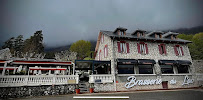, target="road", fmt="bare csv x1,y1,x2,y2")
16,89,203,100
